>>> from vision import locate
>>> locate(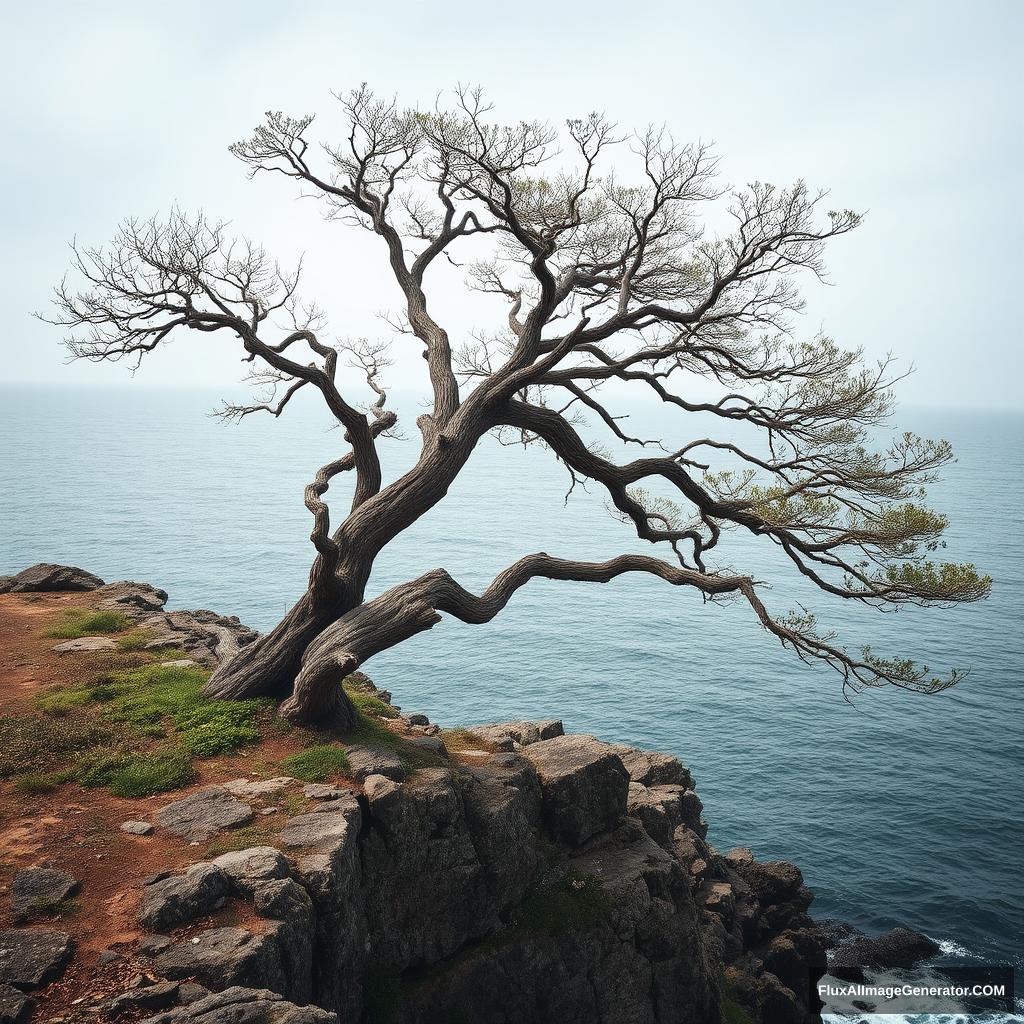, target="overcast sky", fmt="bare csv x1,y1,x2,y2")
1,0,1021,409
